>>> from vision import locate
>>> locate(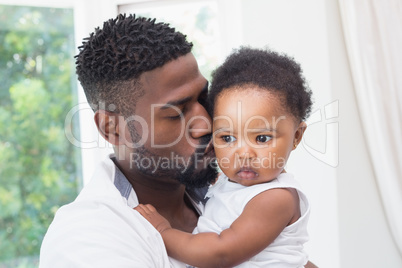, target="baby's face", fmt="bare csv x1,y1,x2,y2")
212,86,302,186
